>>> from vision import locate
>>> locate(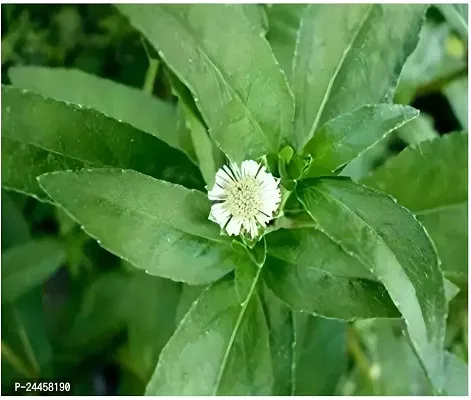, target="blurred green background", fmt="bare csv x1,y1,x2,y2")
1,4,468,396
